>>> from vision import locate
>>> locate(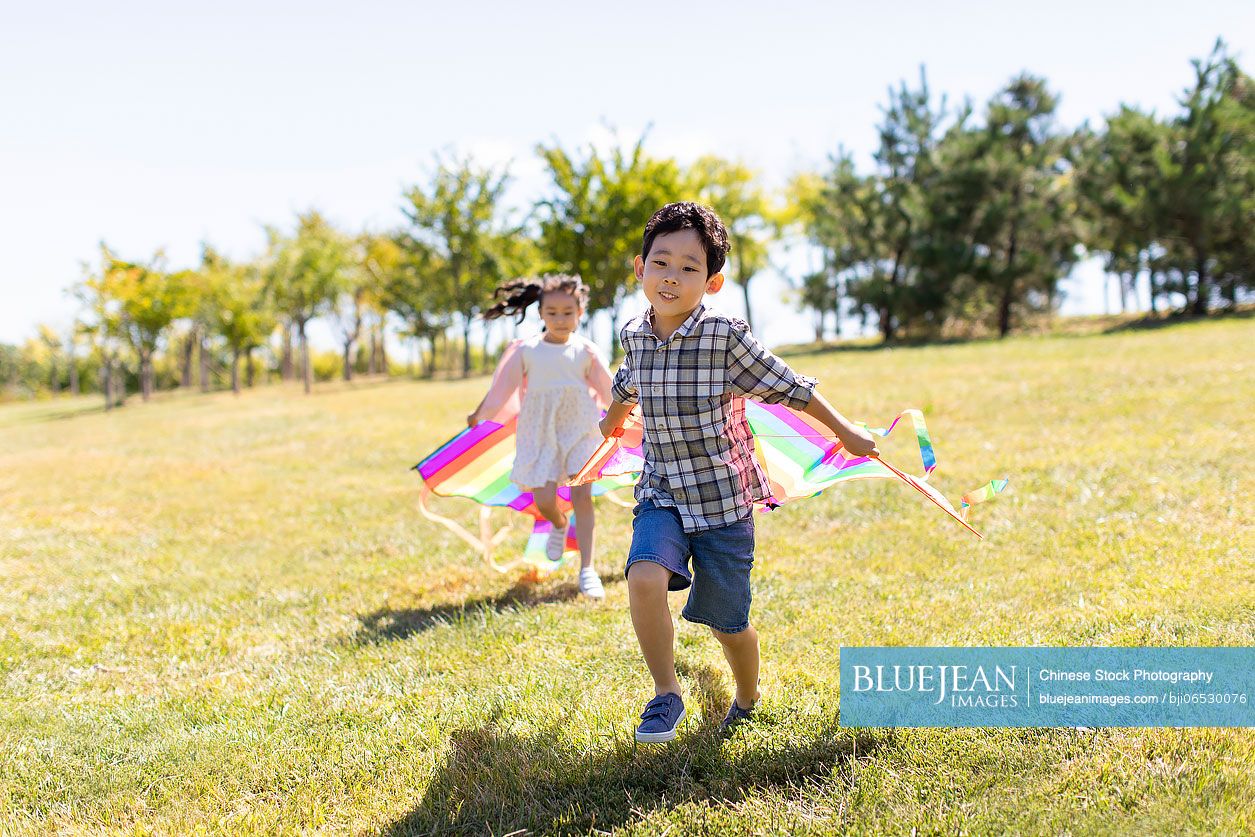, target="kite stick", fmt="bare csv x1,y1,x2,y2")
870,453,985,539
